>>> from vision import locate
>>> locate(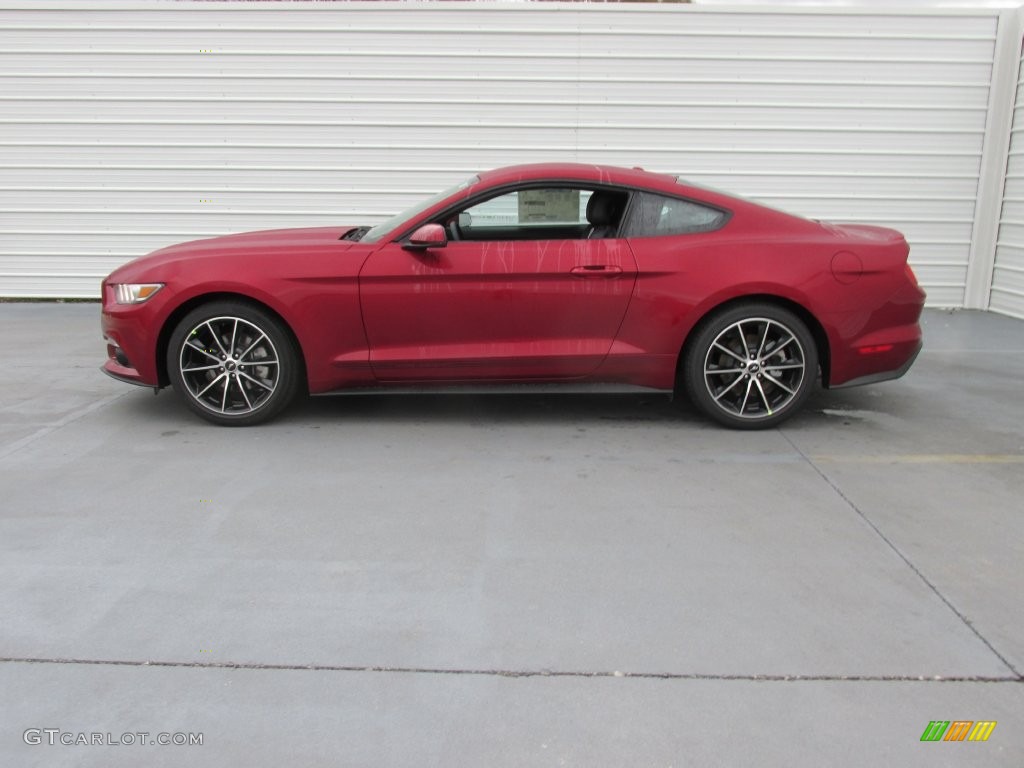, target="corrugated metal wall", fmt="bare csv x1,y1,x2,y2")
0,1,1003,302
992,29,1024,320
